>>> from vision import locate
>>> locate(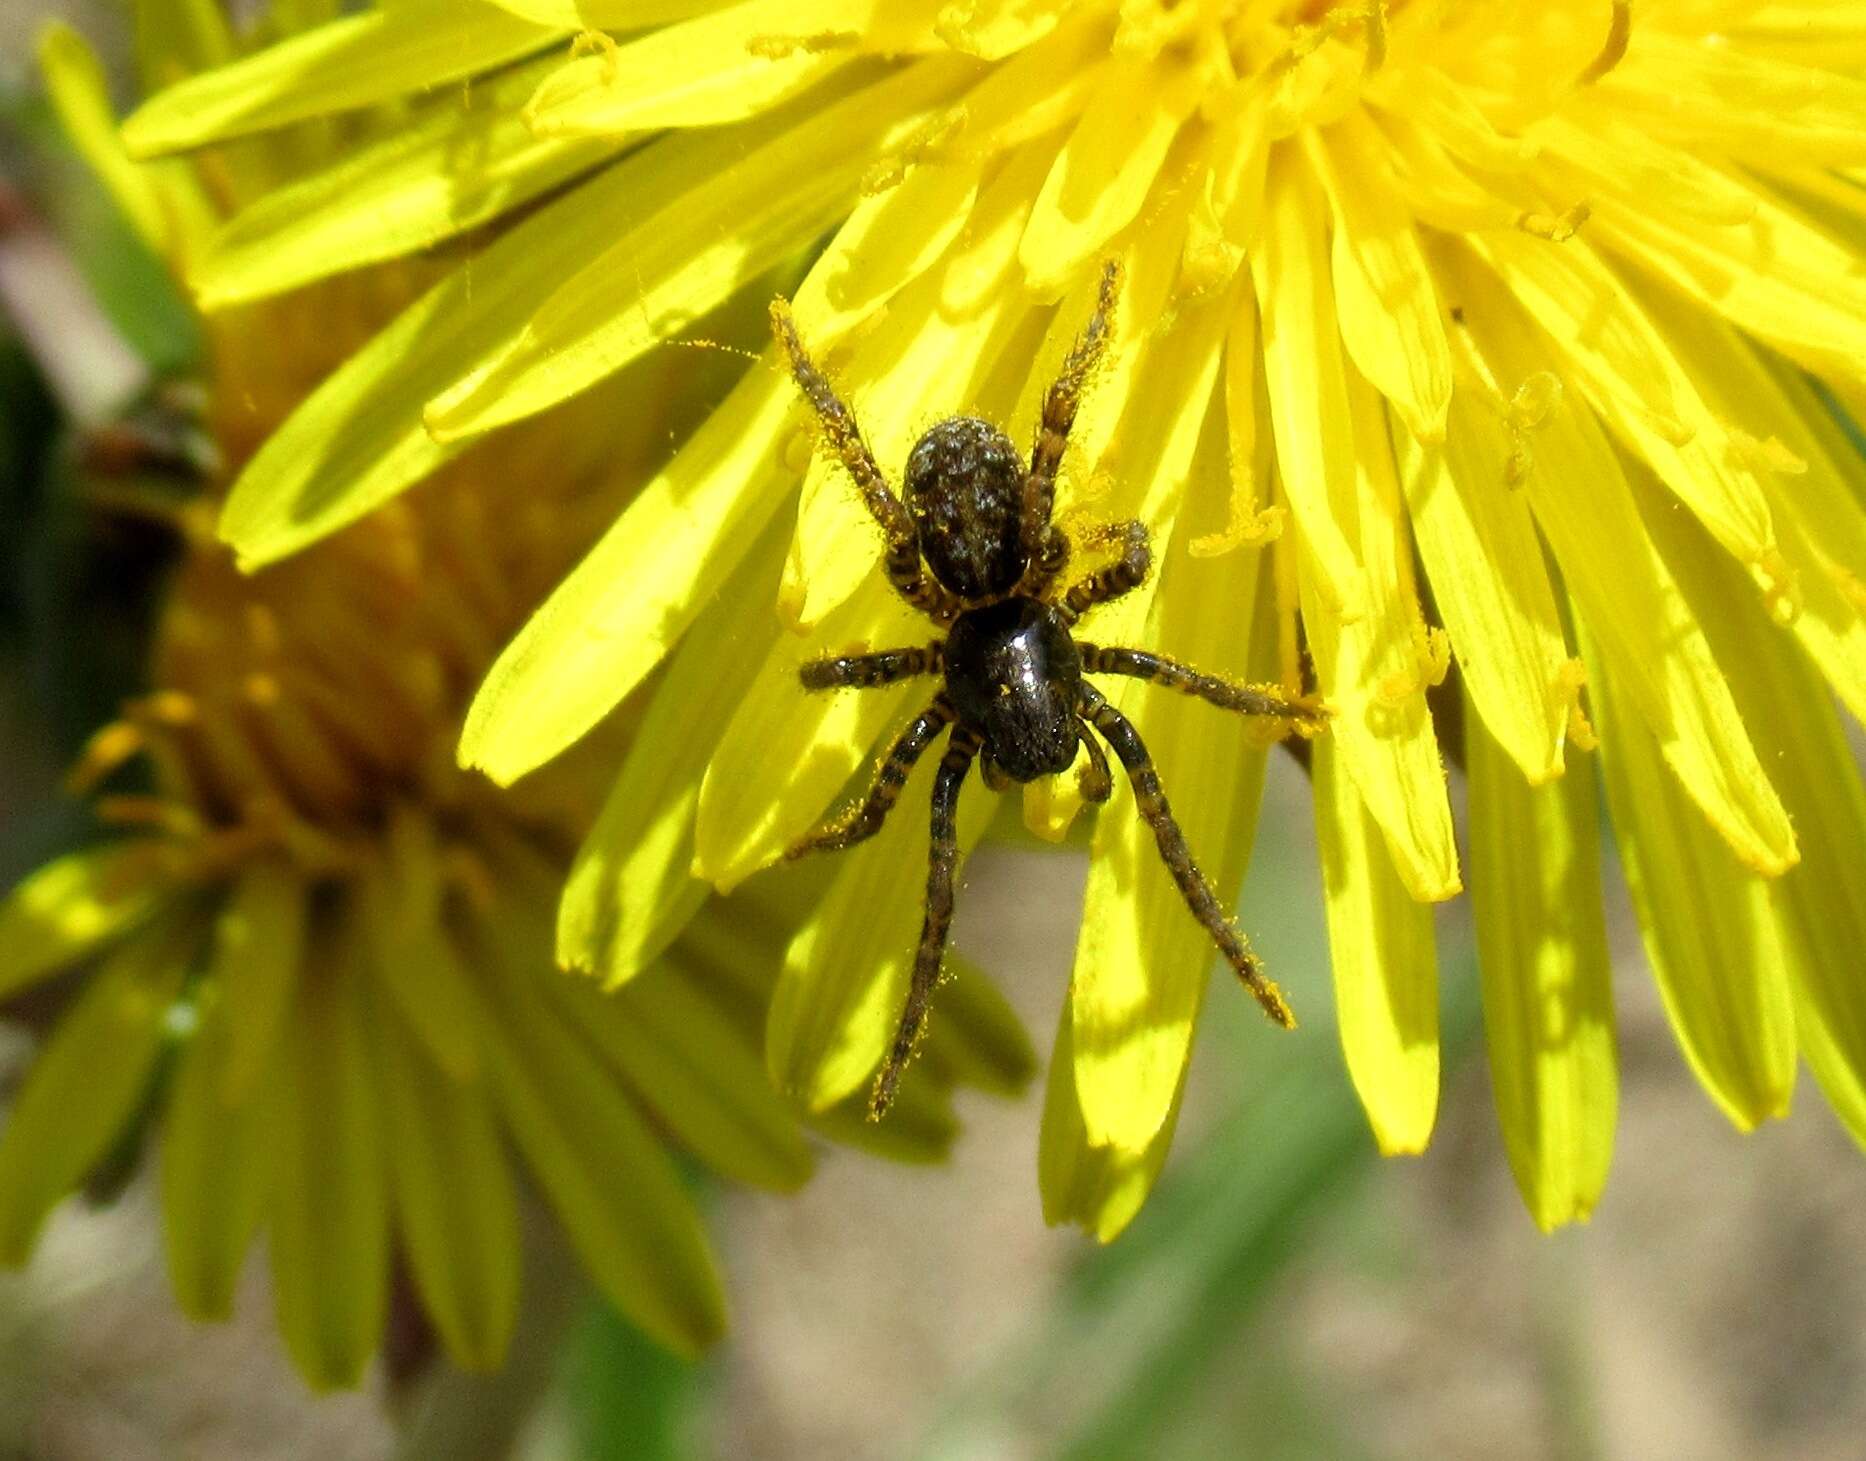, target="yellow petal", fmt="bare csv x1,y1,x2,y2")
767,757,995,1110
0,843,162,1002
1446,247,1797,875
193,56,623,307
425,59,974,441
267,947,387,1390
121,1,556,156
1467,701,1616,1231
1038,993,1181,1242
357,871,480,1086
461,363,794,785
1309,113,1451,443
131,0,235,93
466,912,726,1358
1312,737,1438,1156
910,948,1037,1098
1069,475,1274,1153
371,985,520,1373
1584,627,1796,1131
1632,459,1866,1147
1298,369,1460,903
210,860,307,1105
1252,143,1363,619
0,912,194,1265
558,512,788,985
1469,229,1779,574
161,985,270,1320
1396,396,1569,785
1019,52,1196,293
522,0,940,136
